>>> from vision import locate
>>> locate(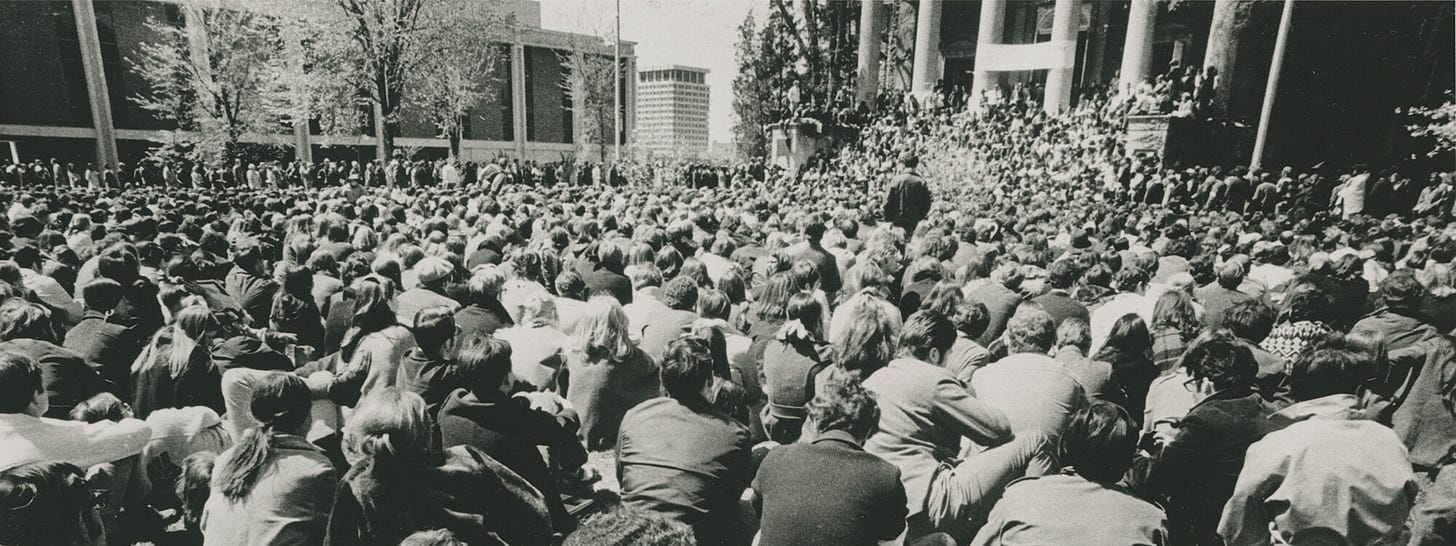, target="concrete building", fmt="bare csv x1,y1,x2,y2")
635,65,710,159
0,0,636,166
